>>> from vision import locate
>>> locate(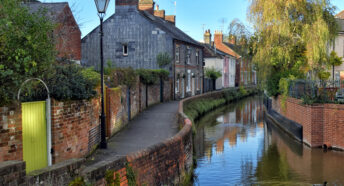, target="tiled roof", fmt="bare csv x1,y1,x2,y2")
202,44,233,58
139,11,202,47
336,10,344,19
23,2,68,22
